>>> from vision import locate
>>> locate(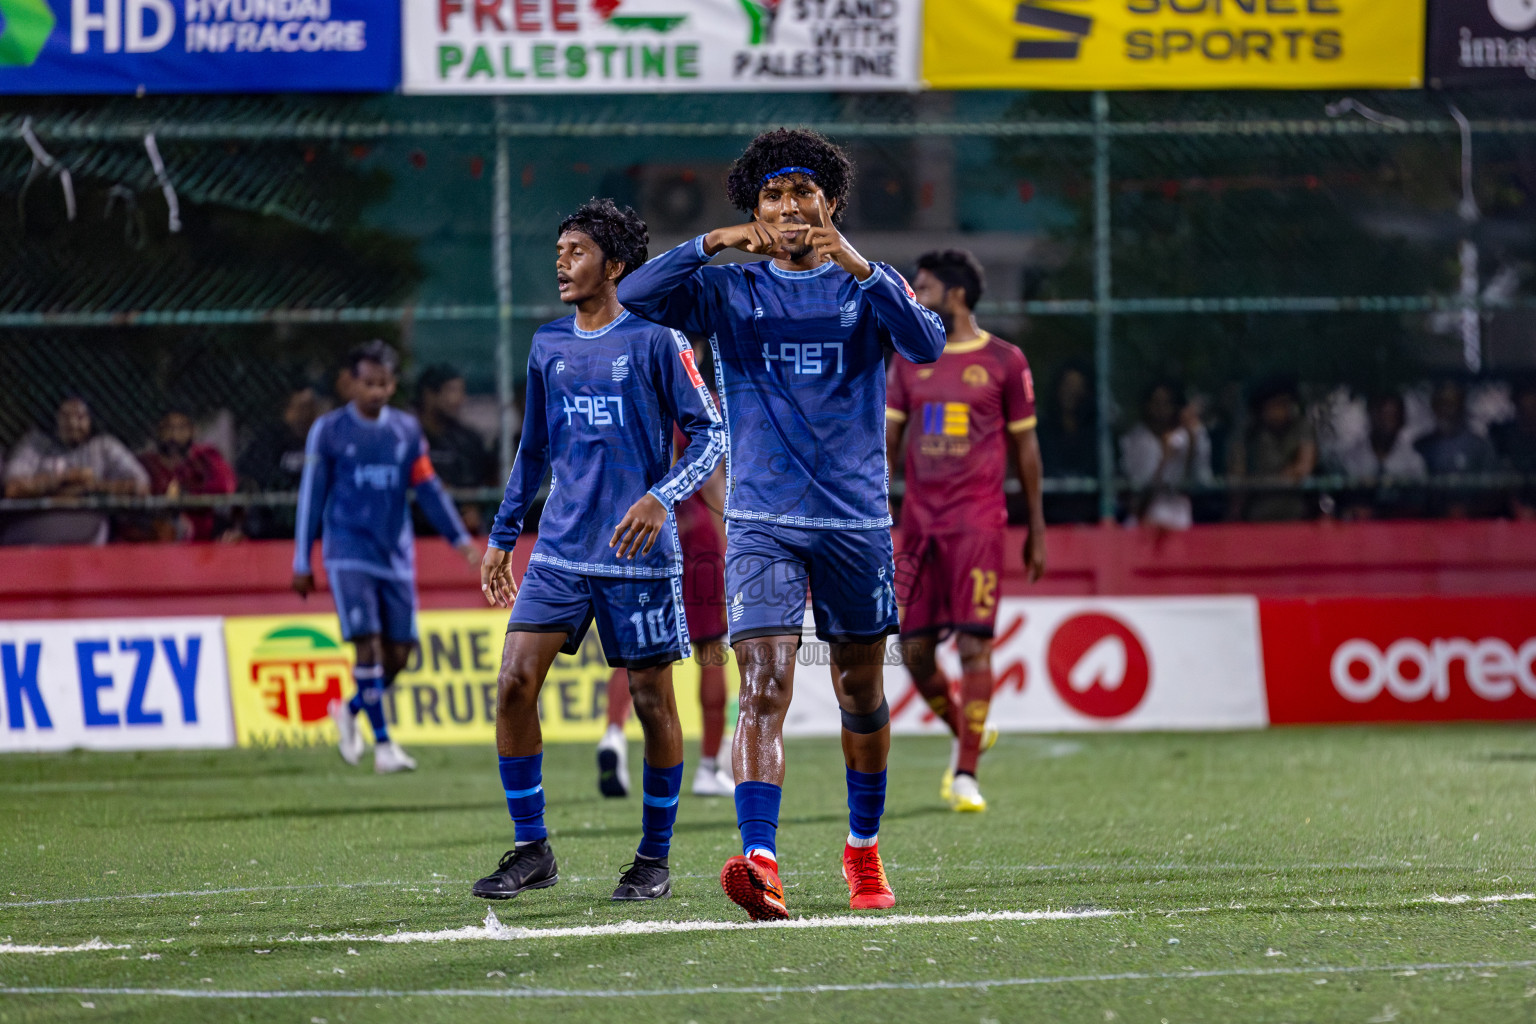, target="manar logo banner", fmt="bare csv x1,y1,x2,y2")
0,0,400,95
403,0,921,93
224,611,729,748
923,0,1424,90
